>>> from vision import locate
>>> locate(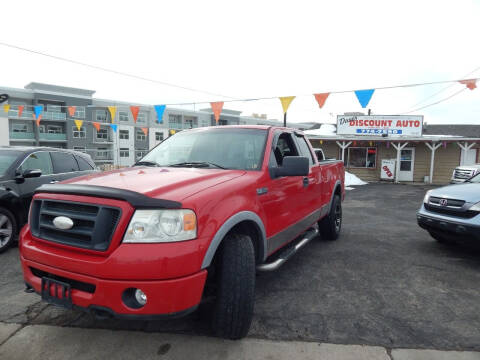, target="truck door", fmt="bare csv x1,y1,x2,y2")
293,133,323,215
258,131,311,255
